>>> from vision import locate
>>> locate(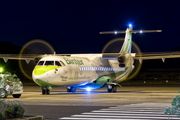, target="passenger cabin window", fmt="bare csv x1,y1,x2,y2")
55,61,61,66
37,61,44,66
45,61,54,66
